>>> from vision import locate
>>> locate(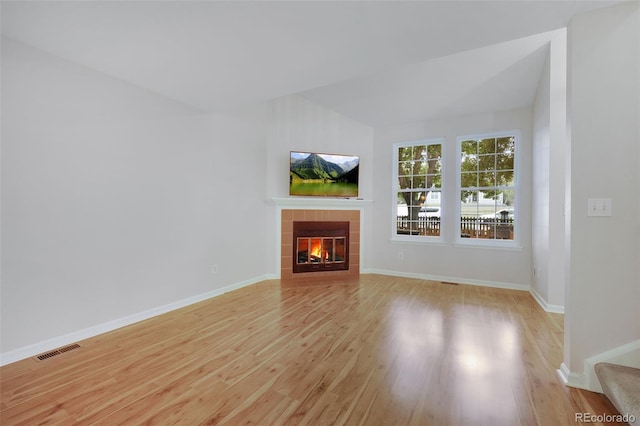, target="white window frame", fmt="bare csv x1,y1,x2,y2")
455,130,520,249
392,139,445,244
